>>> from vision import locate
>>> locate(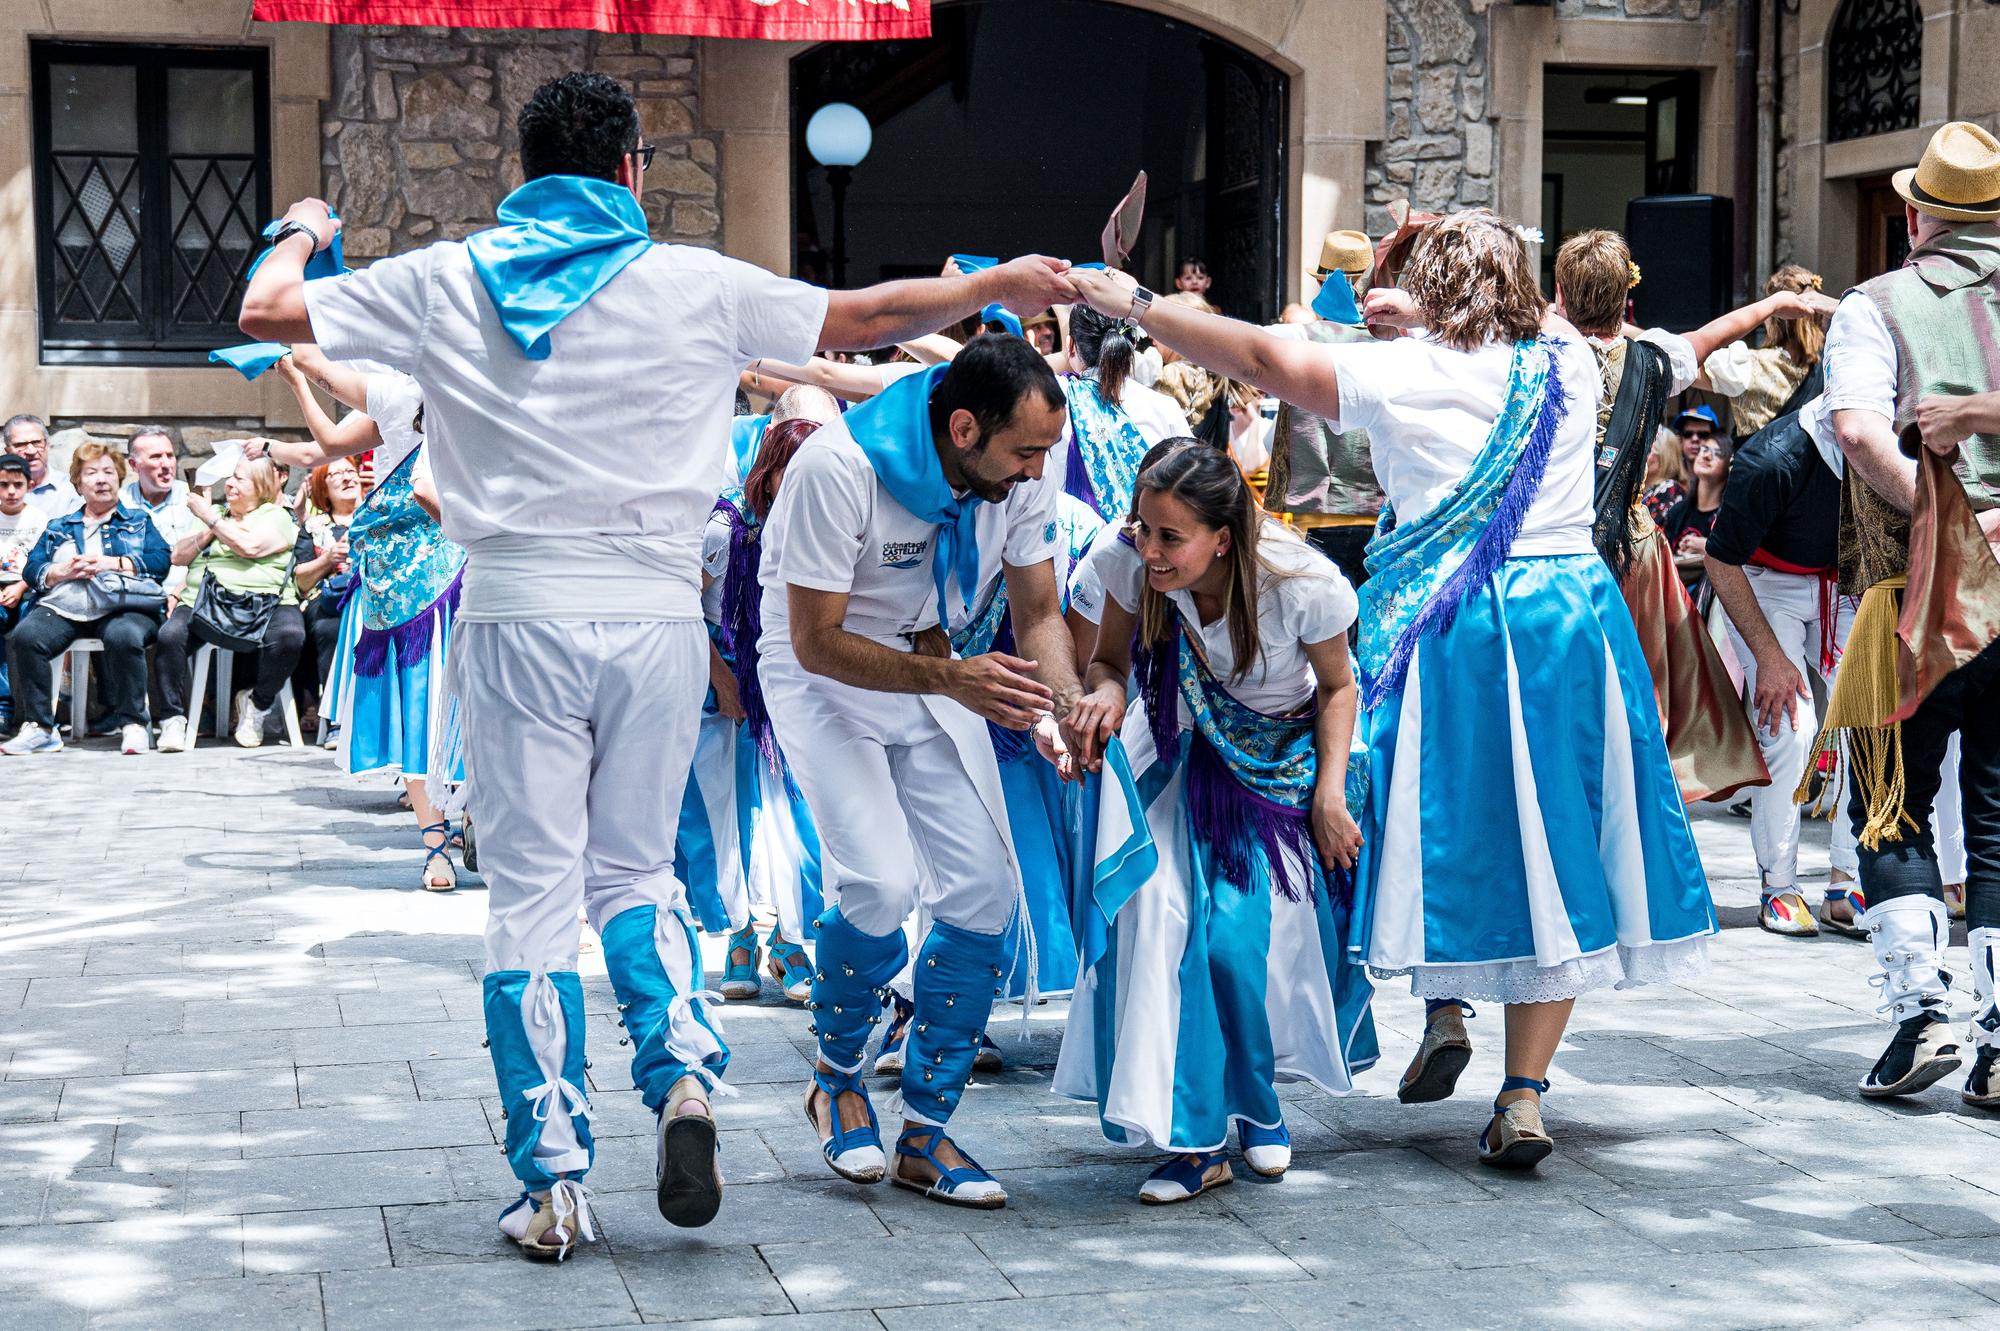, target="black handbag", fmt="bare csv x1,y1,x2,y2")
92,570,167,618
189,545,297,653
